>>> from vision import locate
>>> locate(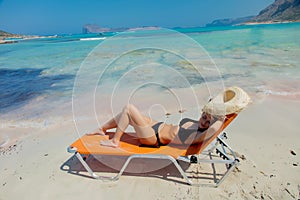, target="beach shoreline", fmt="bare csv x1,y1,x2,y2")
0,35,57,45
240,20,300,26
2,20,300,45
